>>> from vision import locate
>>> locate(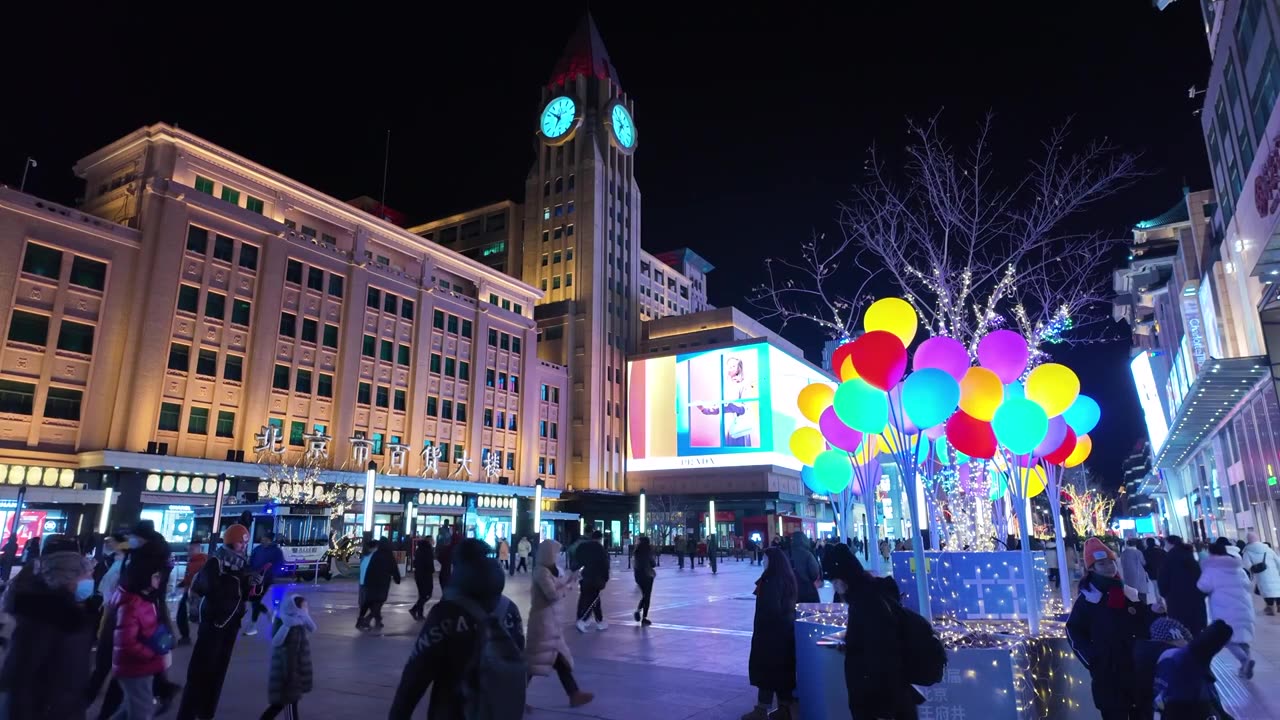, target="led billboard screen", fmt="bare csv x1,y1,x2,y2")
627,342,830,471
1130,350,1169,455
